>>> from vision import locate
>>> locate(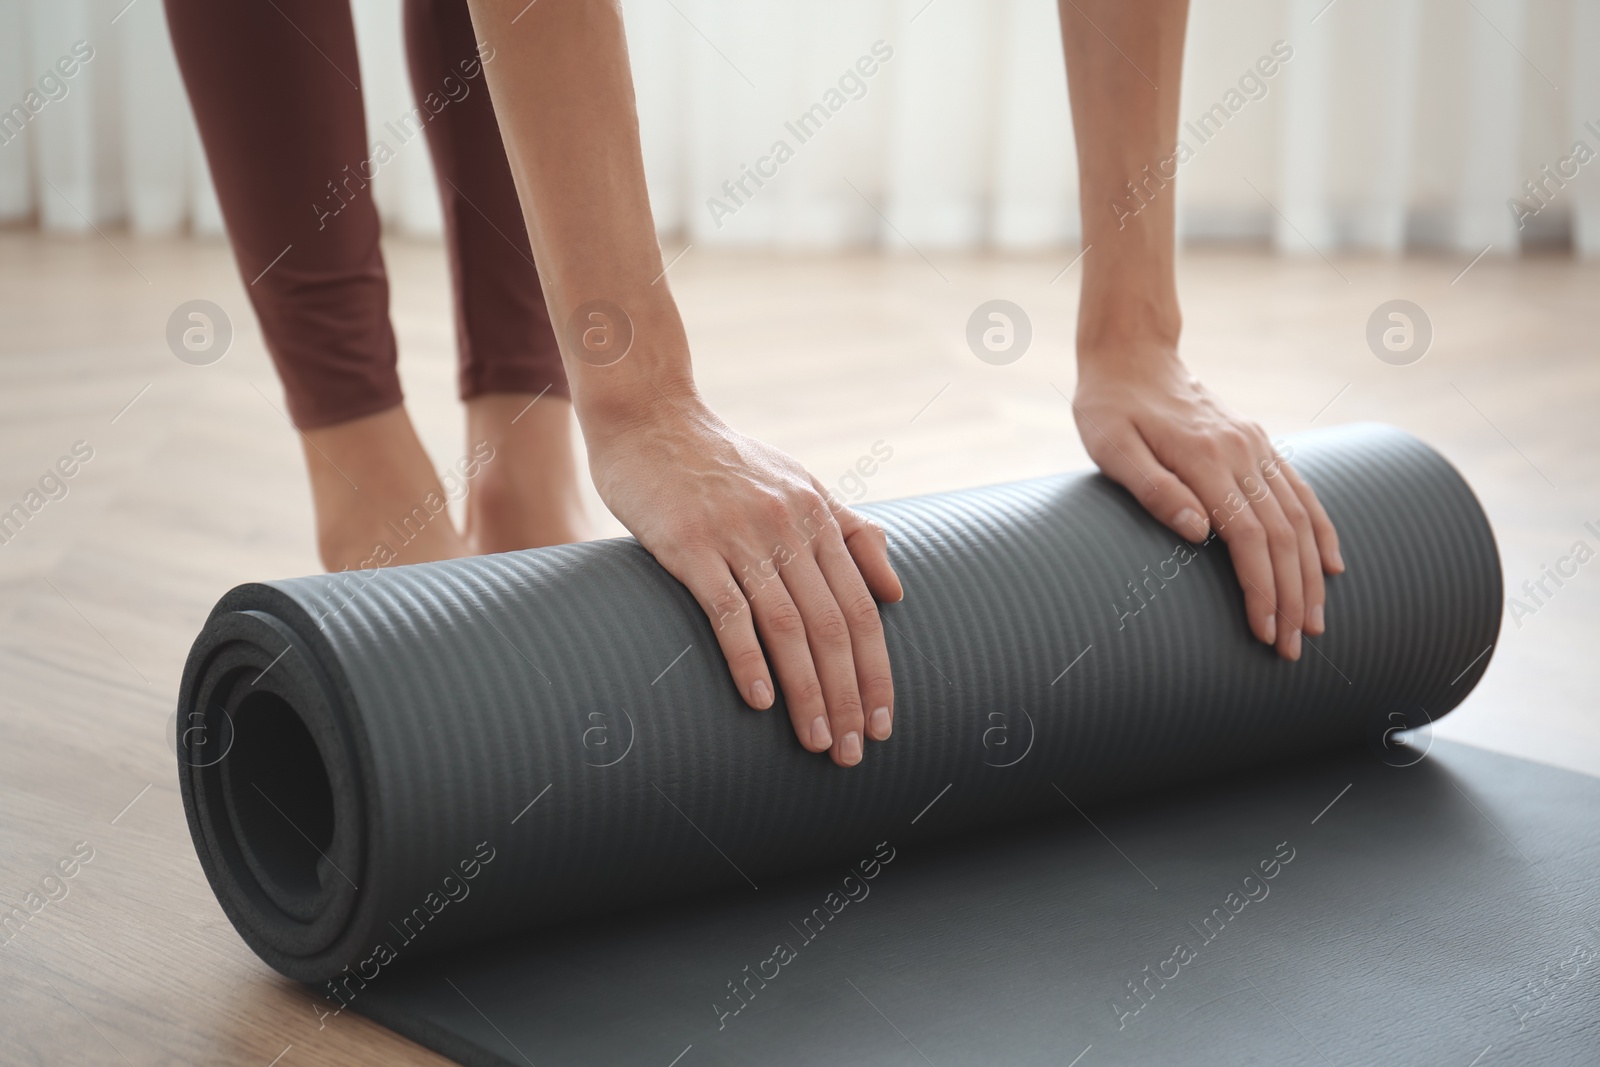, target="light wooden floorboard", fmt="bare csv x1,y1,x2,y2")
0,231,1595,1064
